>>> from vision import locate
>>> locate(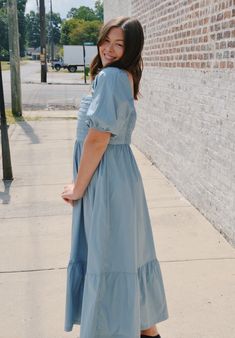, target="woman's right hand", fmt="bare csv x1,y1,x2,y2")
62,197,74,207
61,183,83,206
